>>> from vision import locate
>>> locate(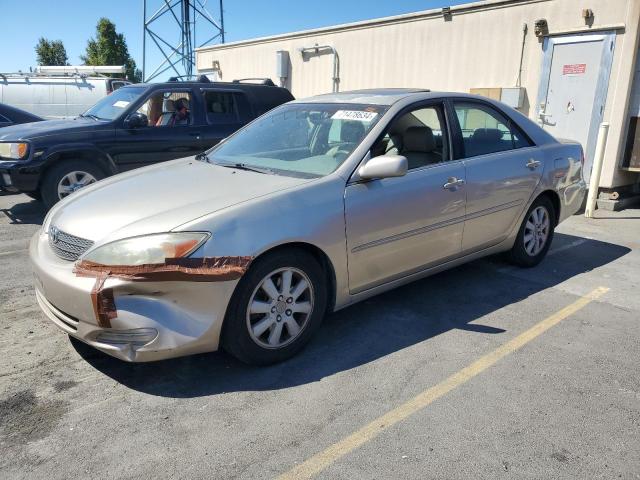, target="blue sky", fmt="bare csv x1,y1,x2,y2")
0,0,471,79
